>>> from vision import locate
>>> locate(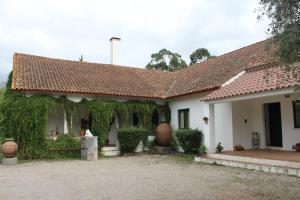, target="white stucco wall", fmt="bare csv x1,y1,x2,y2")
214,102,234,151
169,95,207,131
168,94,214,151
232,100,255,149
230,94,300,150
